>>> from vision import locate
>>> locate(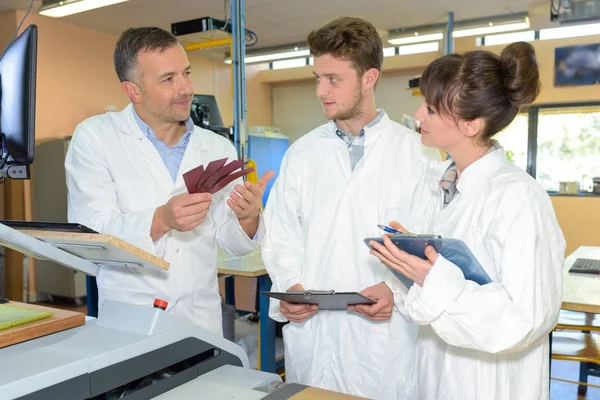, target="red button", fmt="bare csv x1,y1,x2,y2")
153,299,168,310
